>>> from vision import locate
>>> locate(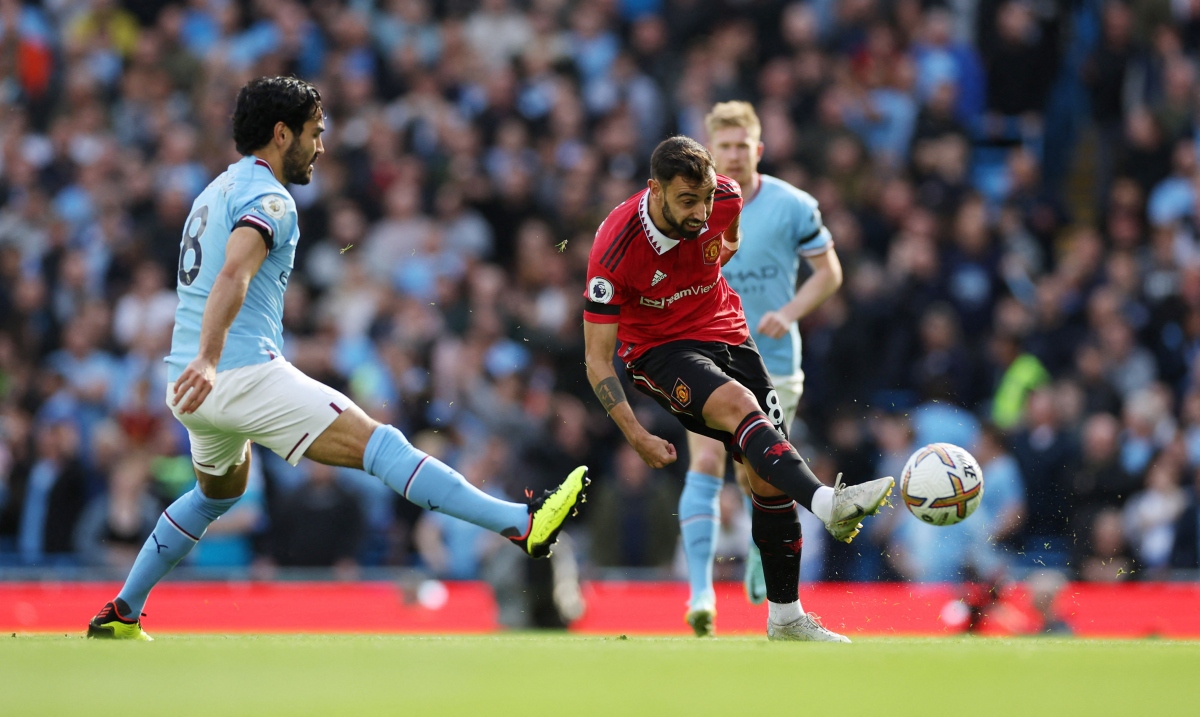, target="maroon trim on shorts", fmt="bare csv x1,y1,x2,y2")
285,432,310,461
